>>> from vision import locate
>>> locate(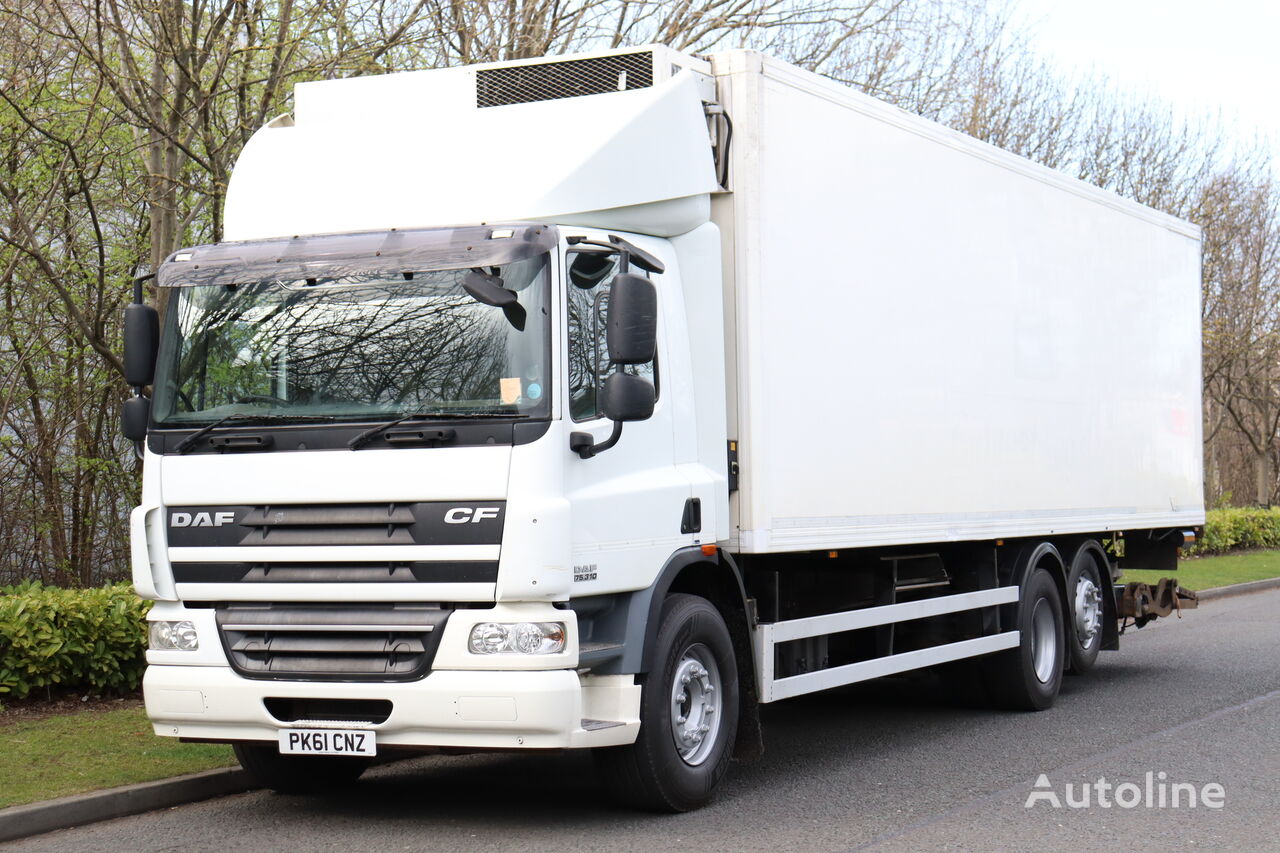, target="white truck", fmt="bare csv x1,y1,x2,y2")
122,45,1204,811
